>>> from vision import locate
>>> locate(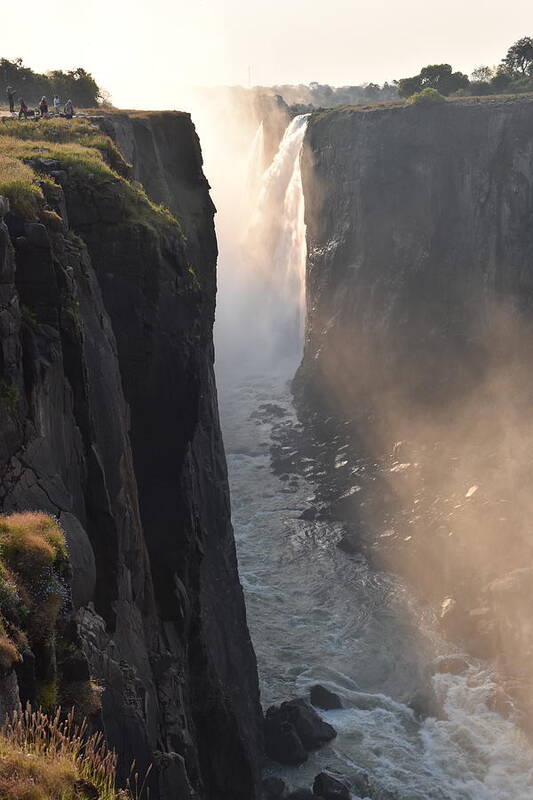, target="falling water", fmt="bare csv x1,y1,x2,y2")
244,114,309,367
216,115,533,800
246,121,266,200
